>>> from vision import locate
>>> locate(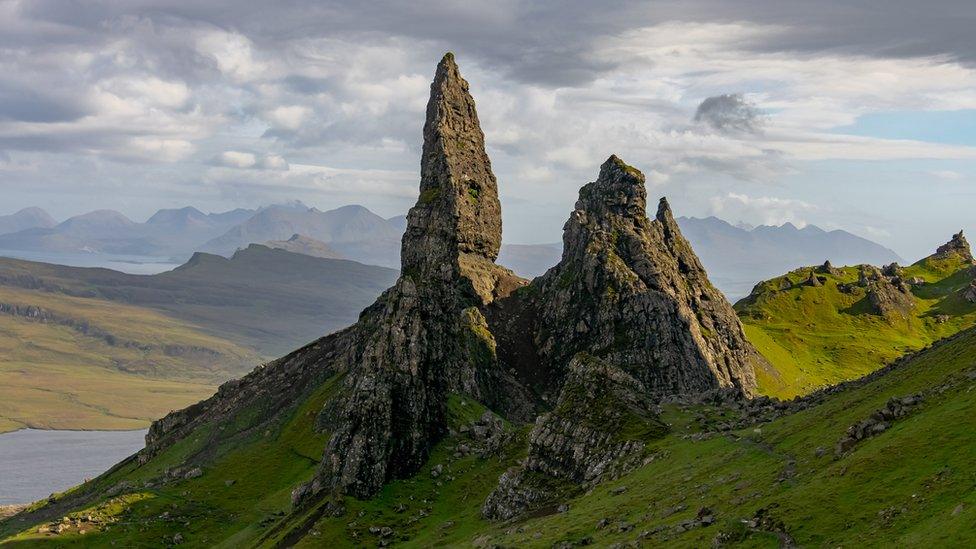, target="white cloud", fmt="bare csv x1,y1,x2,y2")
195,30,268,82
709,192,817,227
125,137,195,162
216,150,257,168
264,105,311,131
2,5,975,252
213,151,290,170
